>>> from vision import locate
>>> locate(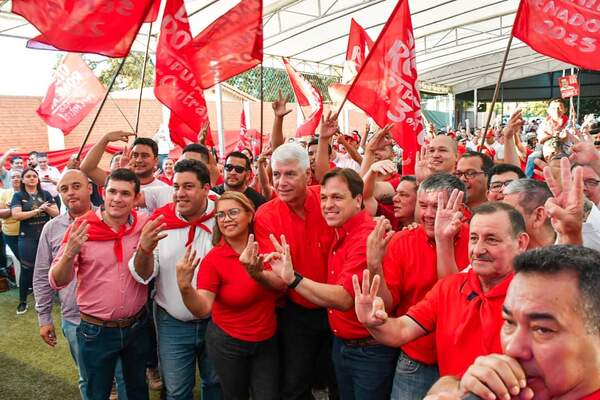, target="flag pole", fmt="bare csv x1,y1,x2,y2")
134,22,153,136
76,57,127,160
260,63,264,153
479,34,513,151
